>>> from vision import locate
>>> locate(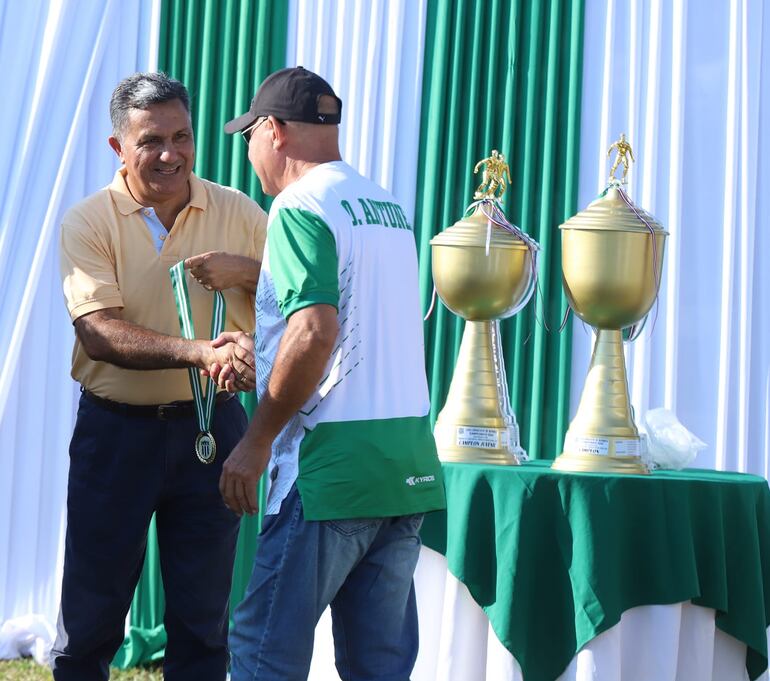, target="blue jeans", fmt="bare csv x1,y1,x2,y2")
229,485,423,681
